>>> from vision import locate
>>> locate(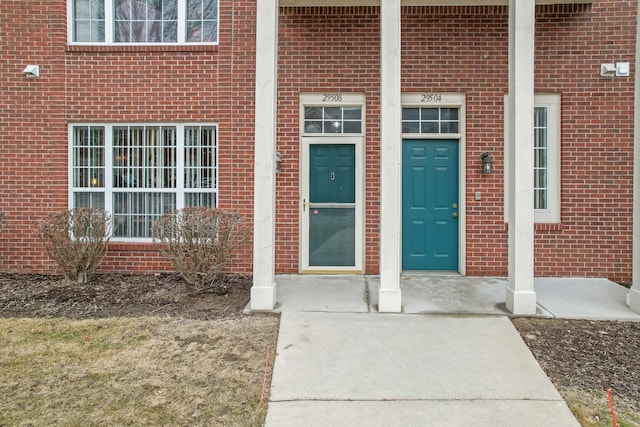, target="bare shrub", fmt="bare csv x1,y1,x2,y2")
151,207,247,288
36,208,113,284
